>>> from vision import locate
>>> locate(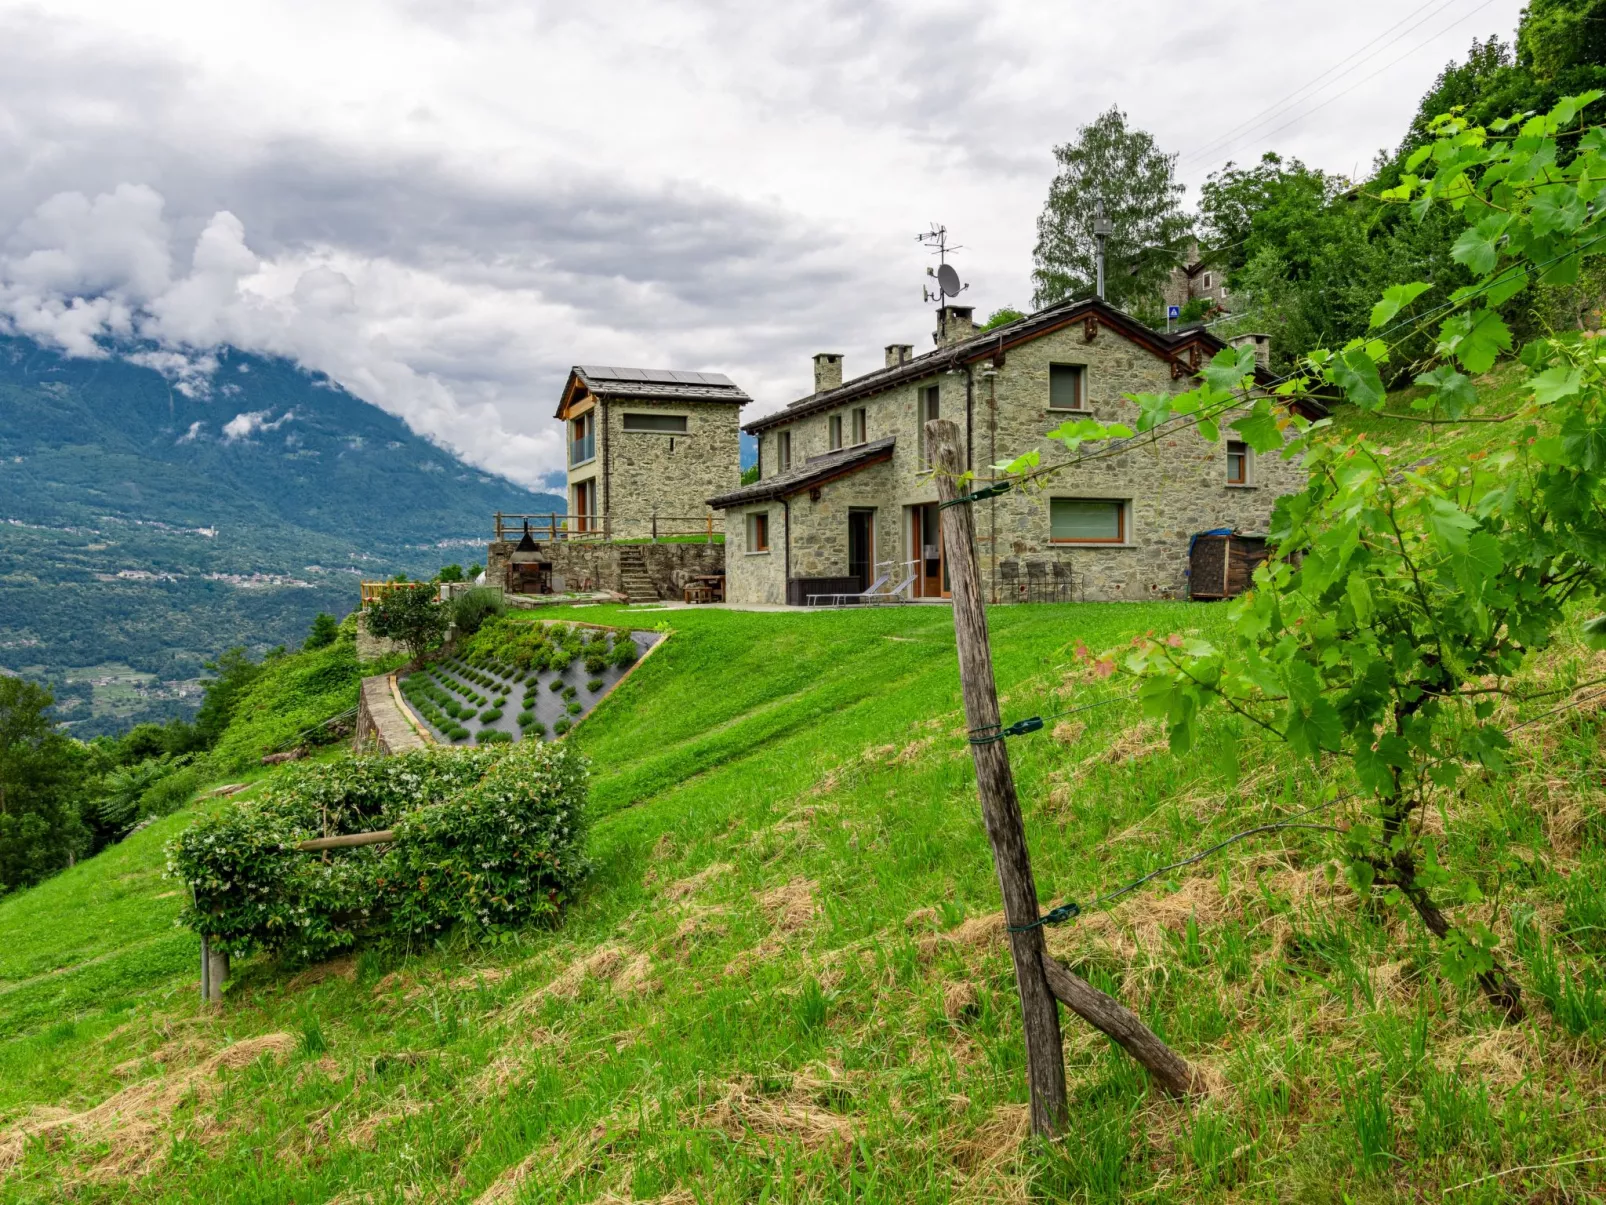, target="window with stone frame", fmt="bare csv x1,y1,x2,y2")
777,430,792,472
746,510,771,553
851,407,867,445
1048,363,1087,411
828,415,843,450
1050,498,1126,544
1226,440,1250,485
622,412,688,434
918,385,940,465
